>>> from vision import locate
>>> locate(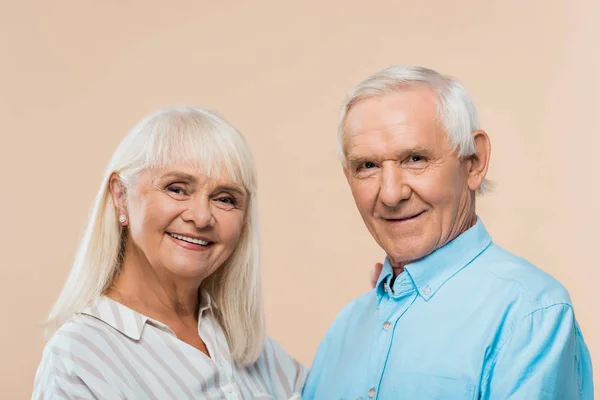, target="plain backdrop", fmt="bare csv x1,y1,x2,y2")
1,0,598,397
